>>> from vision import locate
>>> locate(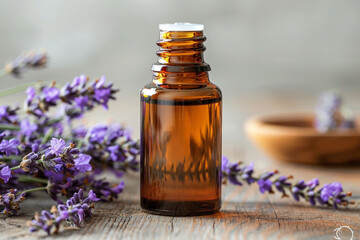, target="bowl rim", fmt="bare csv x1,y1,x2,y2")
245,110,360,137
